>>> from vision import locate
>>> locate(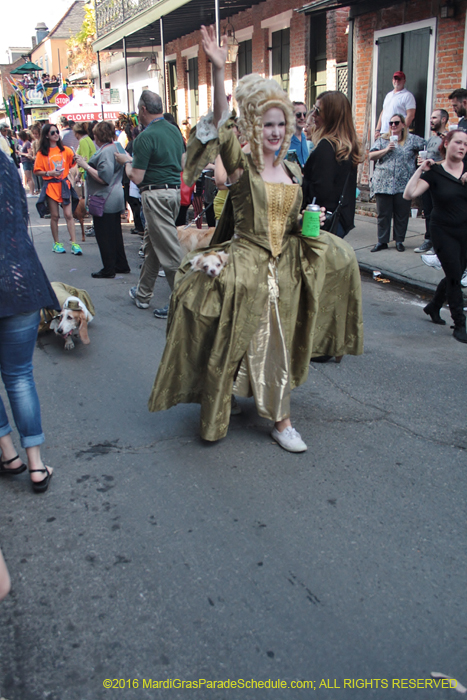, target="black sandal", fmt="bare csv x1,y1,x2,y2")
0,454,27,476
29,466,53,493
